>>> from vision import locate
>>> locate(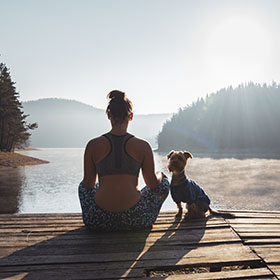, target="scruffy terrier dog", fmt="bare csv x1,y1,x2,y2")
167,150,234,219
